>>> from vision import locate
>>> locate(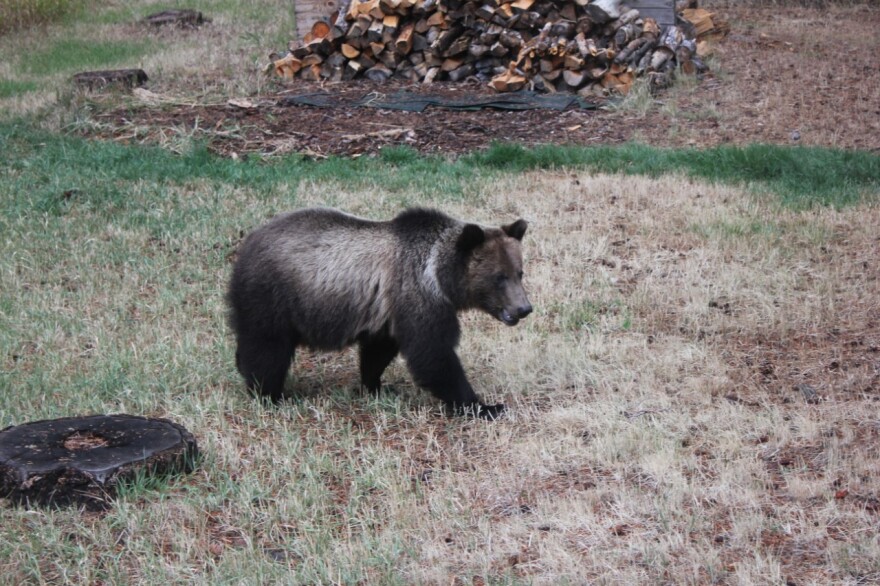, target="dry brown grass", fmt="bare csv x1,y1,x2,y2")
358,172,880,584
152,171,876,584
2,163,878,584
